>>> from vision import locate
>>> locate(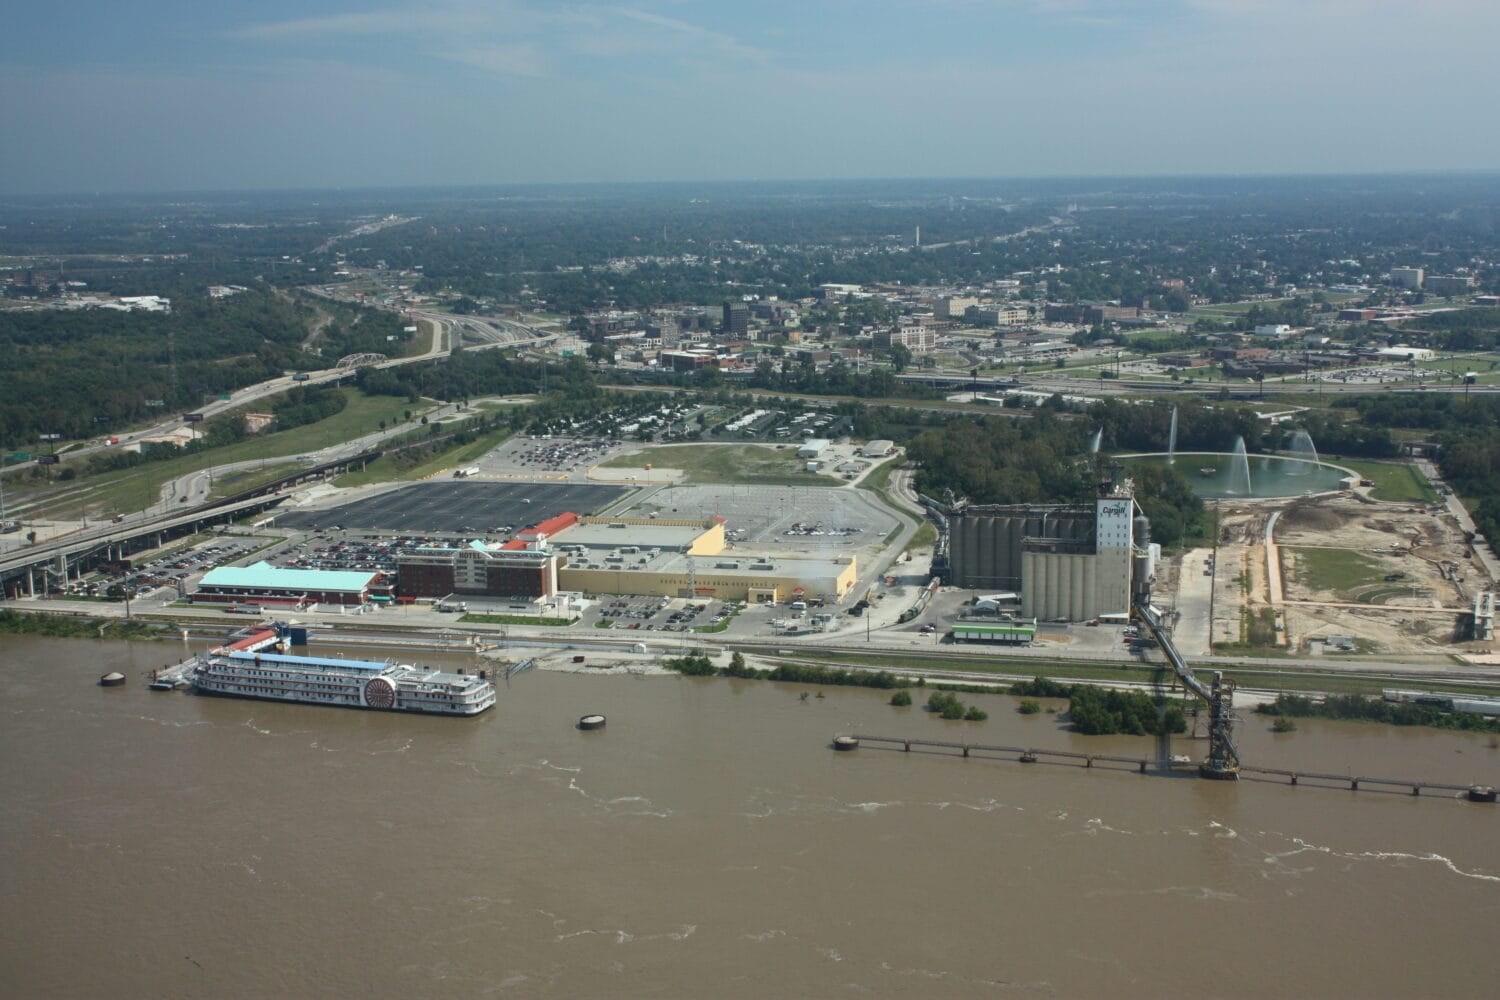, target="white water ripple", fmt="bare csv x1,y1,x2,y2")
1265,837,1500,883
